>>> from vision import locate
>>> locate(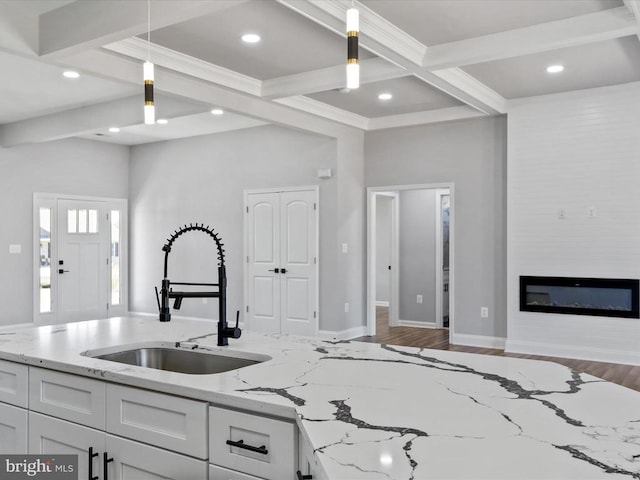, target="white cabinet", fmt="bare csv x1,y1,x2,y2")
106,383,208,459
29,367,106,429
209,463,264,480
209,406,296,480
29,411,105,480
0,359,28,407
298,434,325,480
0,402,27,453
